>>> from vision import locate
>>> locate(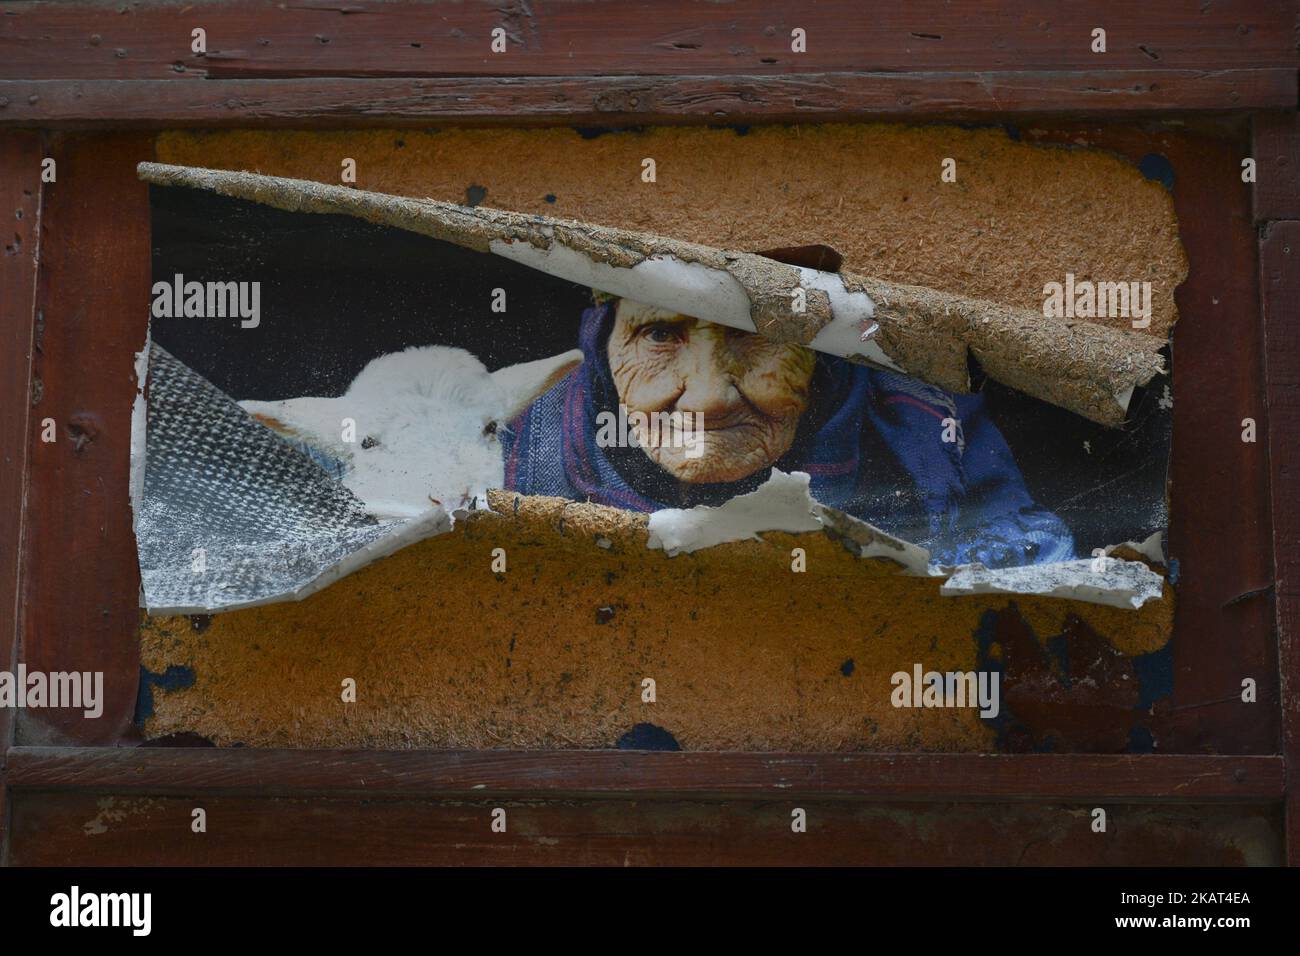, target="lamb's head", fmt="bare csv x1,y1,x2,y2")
339,345,582,518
